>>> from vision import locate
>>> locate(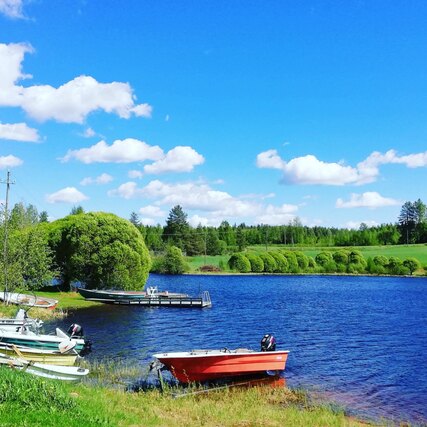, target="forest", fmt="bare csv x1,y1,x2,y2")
0,199,425,292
